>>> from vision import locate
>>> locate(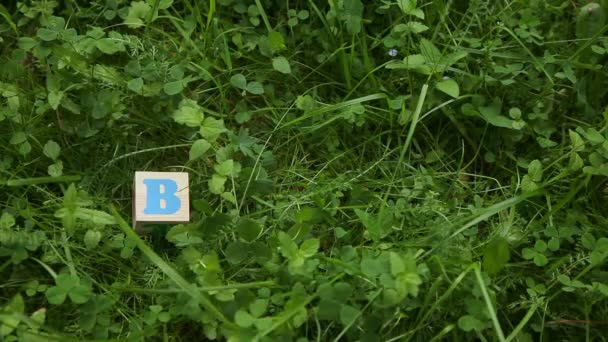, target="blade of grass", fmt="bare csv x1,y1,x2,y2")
6,175,81,186
254,0,272,32
279,93,387,130
114,280,279,294
403,83,429,155
409,263,477,341
420,189,544,260
256,274,345,339
358,28,378,91
0,4,17,34
500,25,554,85
332,290,381,342
110,205,235,328
504,302,538,342
205,0,215,30
474,264,506,342
381,84,429,204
